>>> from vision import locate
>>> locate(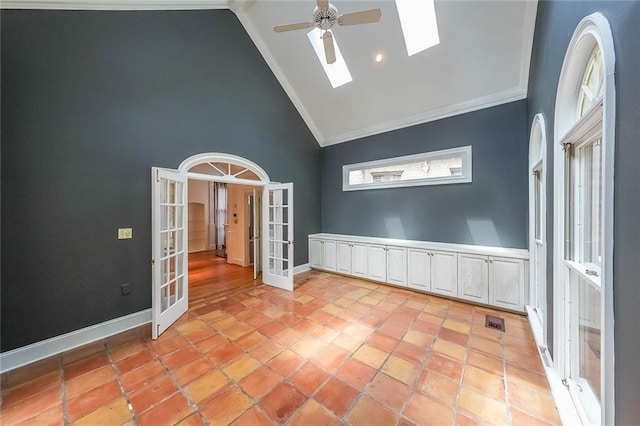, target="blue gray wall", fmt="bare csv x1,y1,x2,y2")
1,10,321,351
527,1,640,423
320,101,528,249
